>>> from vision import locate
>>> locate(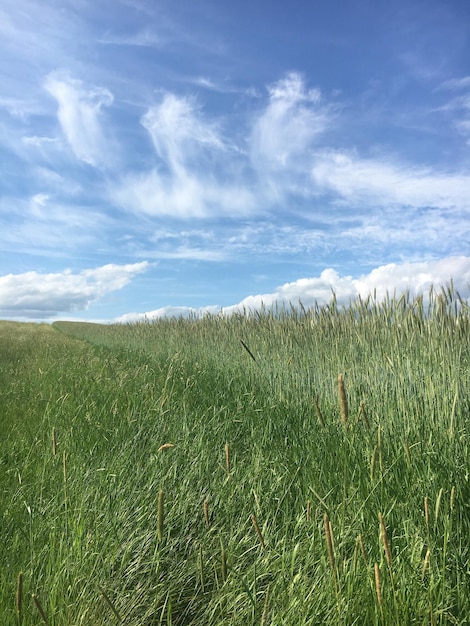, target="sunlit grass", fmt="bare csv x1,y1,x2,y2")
1,289,469,624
